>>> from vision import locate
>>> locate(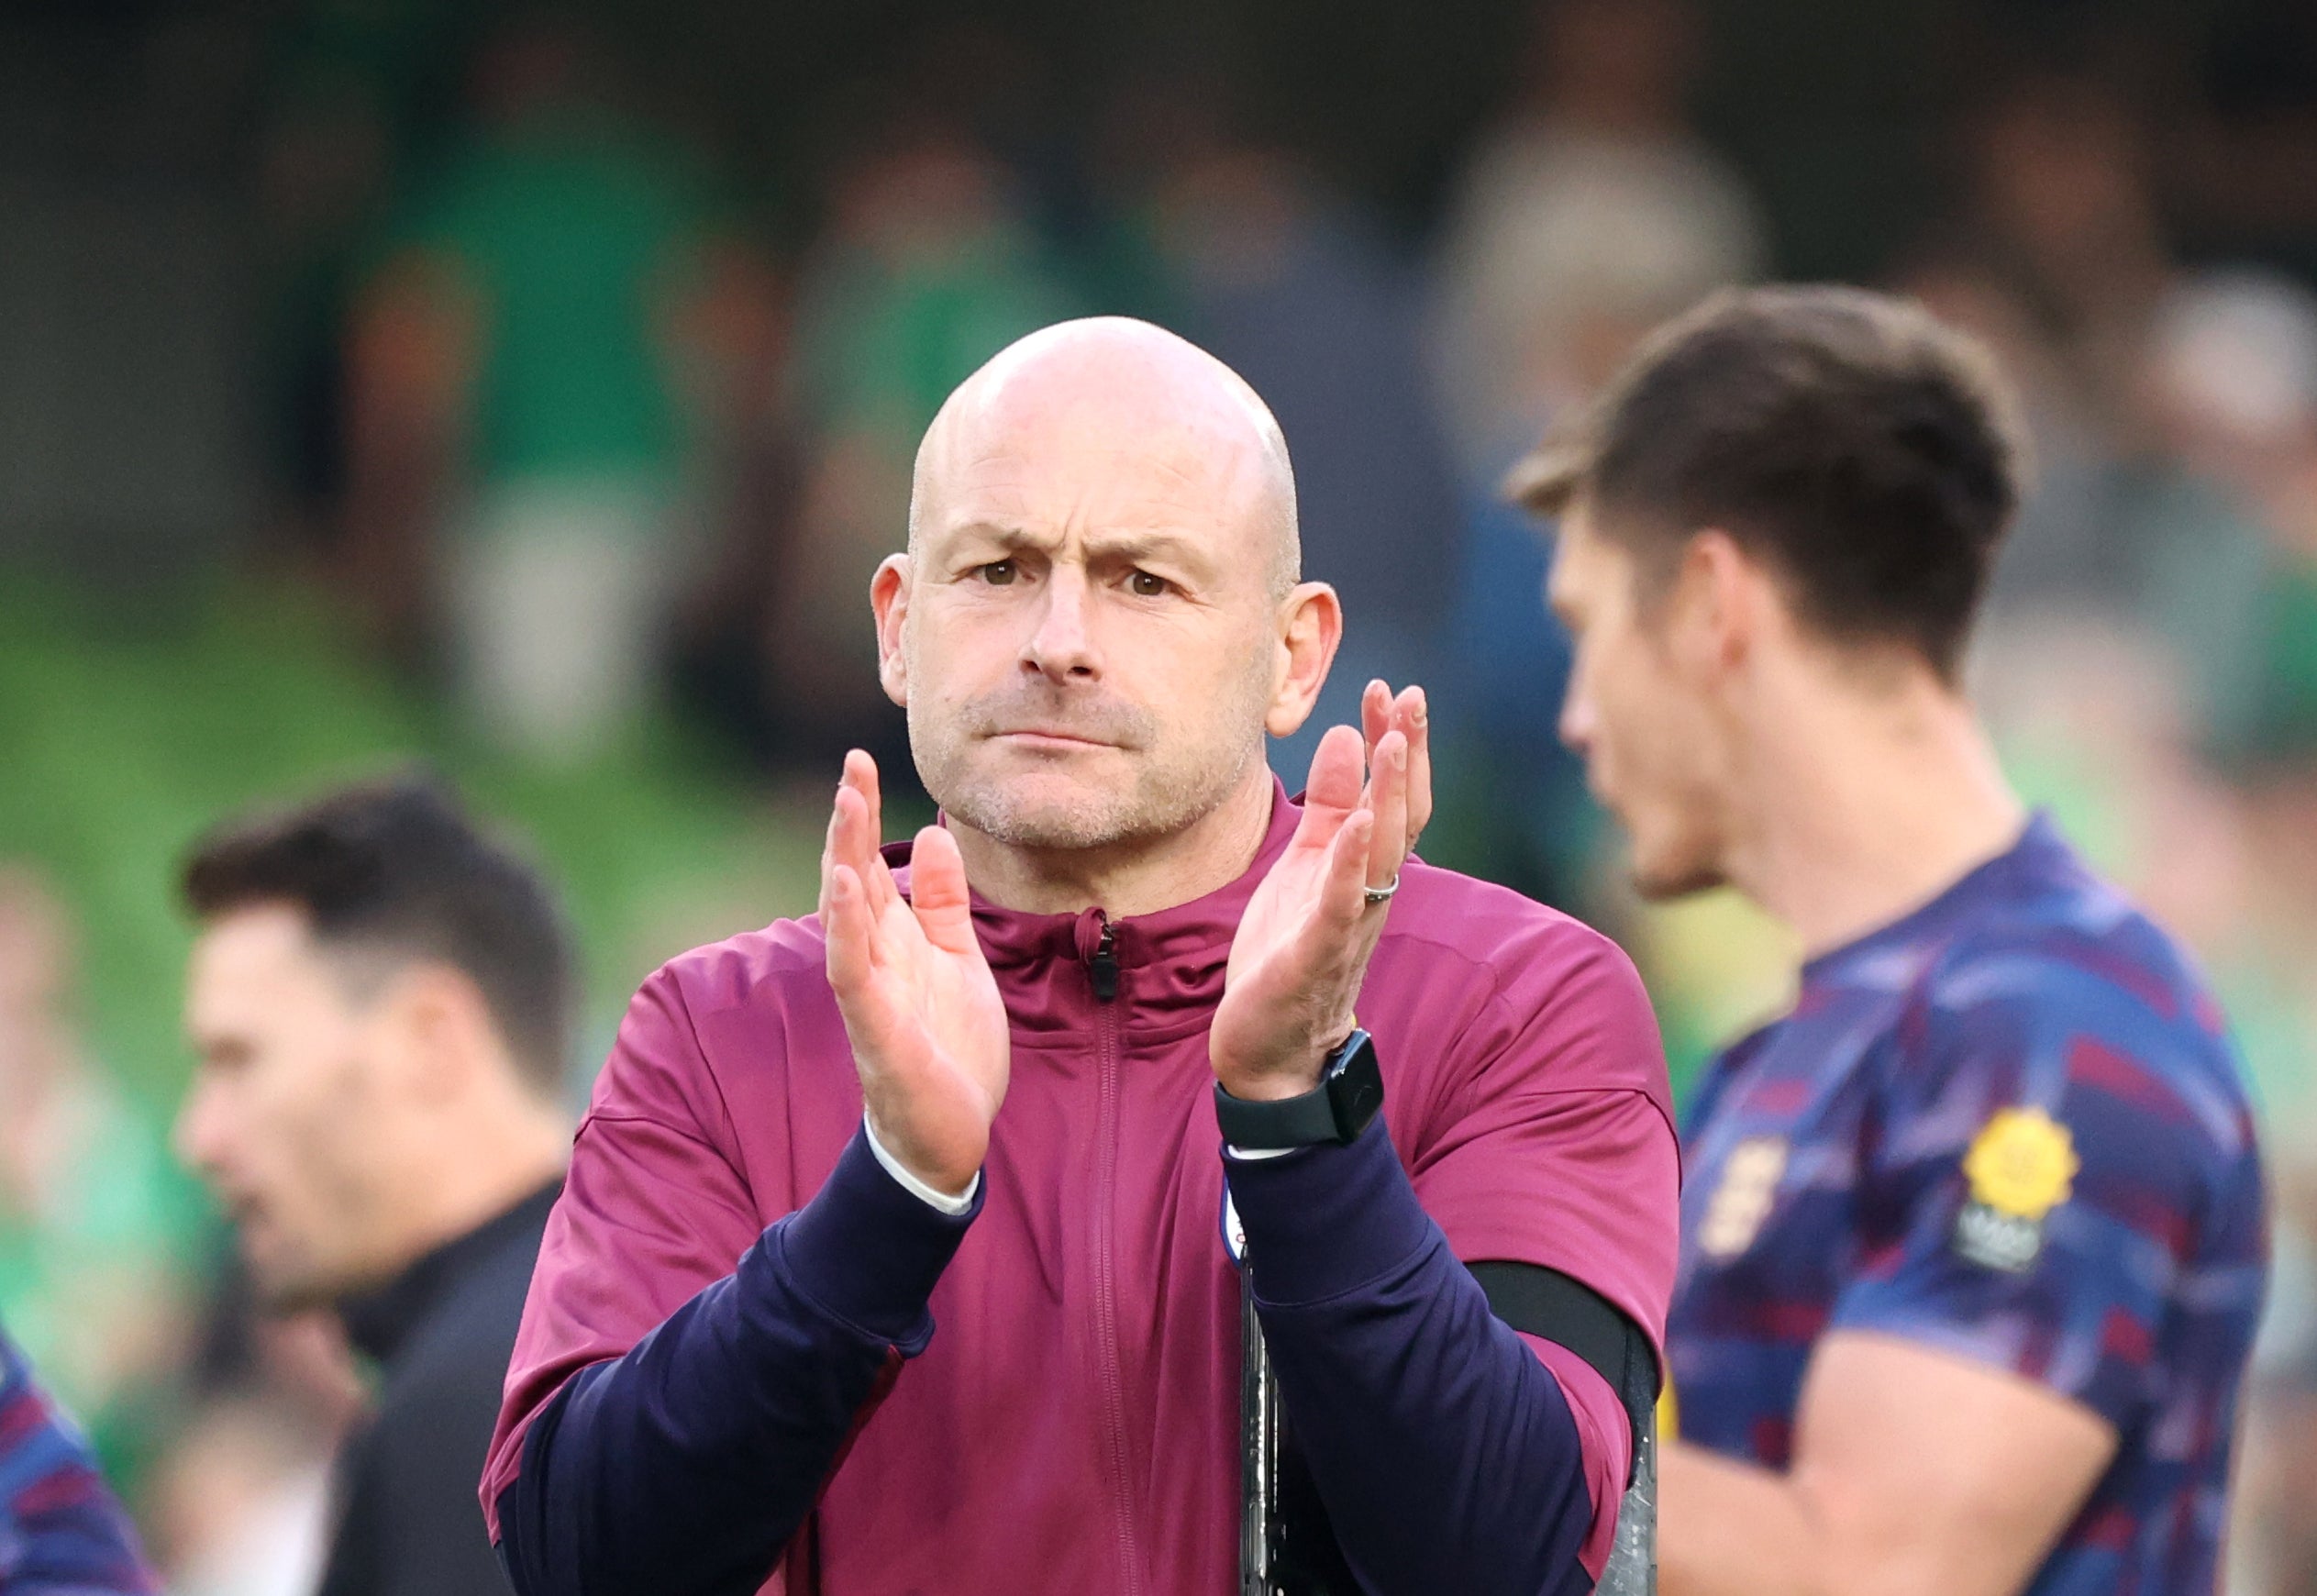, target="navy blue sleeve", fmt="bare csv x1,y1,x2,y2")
1225,1122,1598,1596
494,1126,979,1596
